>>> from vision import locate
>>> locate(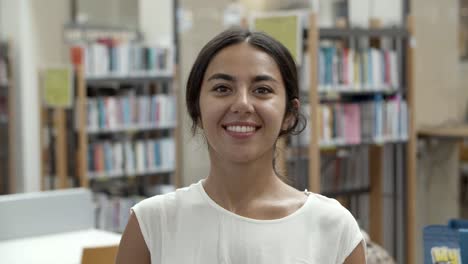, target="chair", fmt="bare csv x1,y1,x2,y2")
81,245,119,264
